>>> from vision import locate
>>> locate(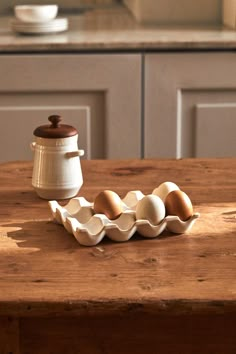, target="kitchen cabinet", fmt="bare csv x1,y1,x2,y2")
144,52,236,158
0,54,141,161
1,51,236,161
